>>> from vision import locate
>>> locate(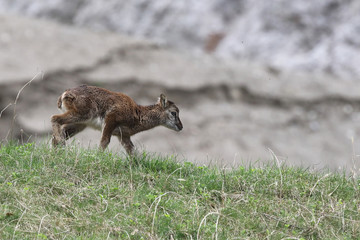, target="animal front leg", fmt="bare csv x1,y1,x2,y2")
100,119,117,150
